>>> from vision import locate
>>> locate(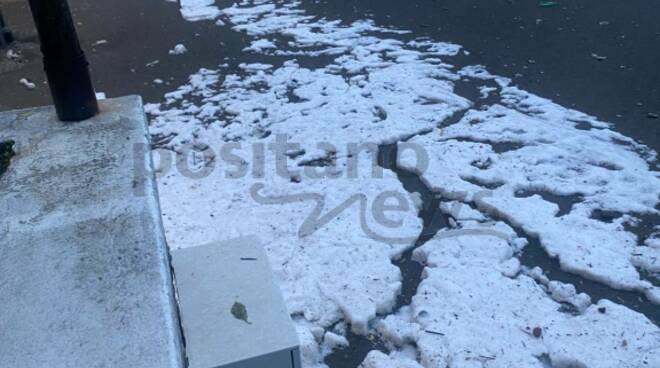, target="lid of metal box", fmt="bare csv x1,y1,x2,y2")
171,236,300,368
